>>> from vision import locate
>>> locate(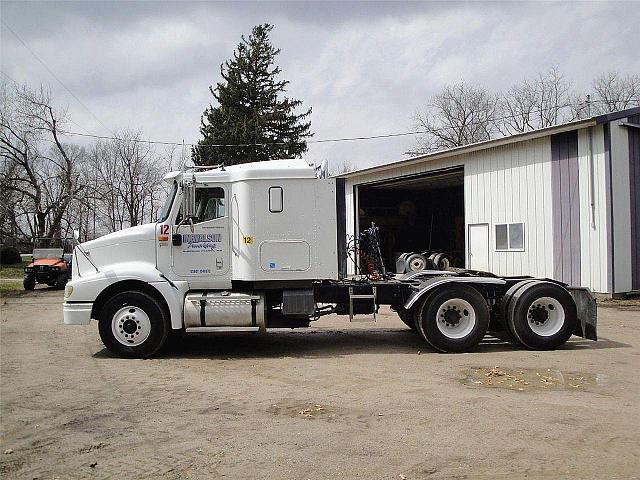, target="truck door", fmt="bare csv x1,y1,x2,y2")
171,186,231,285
